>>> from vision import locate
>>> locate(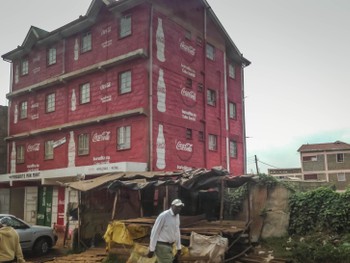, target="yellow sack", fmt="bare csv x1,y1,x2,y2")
127,243,156,263
103,221,134,251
